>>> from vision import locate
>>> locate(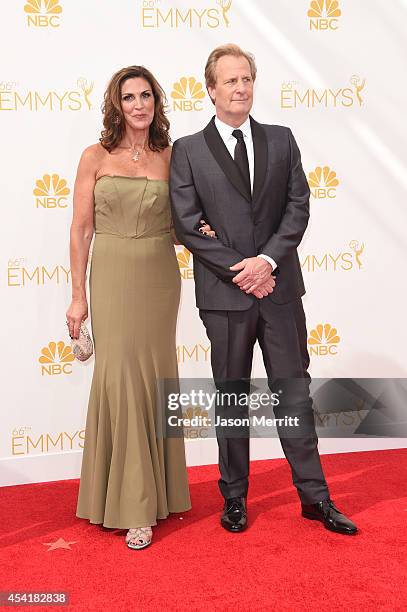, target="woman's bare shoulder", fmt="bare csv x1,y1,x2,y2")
81,142,107,161
162,144,173,160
